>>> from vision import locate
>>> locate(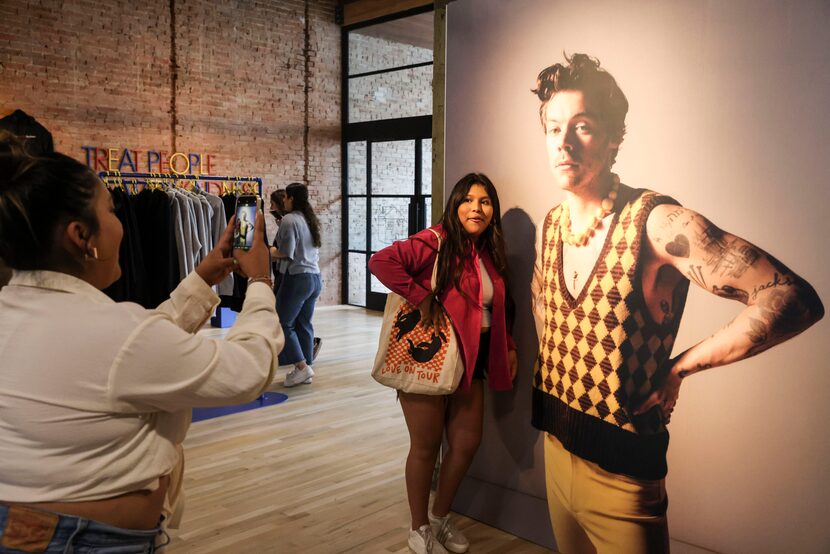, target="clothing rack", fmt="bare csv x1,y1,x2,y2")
97,171,263,197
